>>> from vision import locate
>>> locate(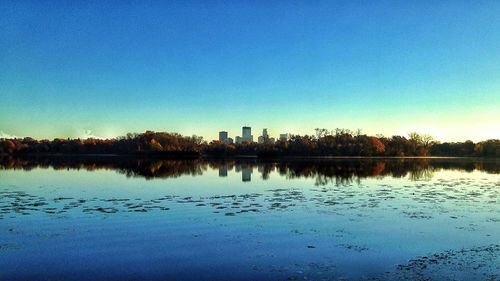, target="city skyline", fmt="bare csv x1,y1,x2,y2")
1,1,499,142
0,123,498,143
219,126,278,144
